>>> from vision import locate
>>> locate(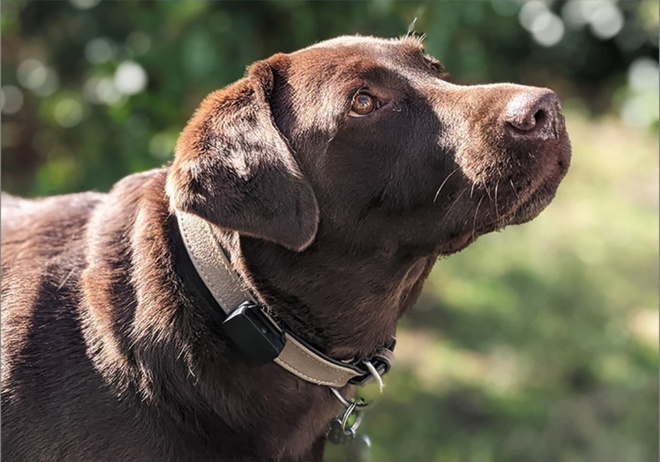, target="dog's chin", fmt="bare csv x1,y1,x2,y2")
506,189,557,226
491,139,571,227
436,232,478,255
504,162,569,227
436,173,567,256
